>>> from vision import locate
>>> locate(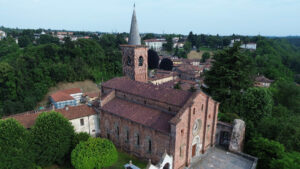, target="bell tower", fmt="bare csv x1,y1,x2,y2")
121,5,148,83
